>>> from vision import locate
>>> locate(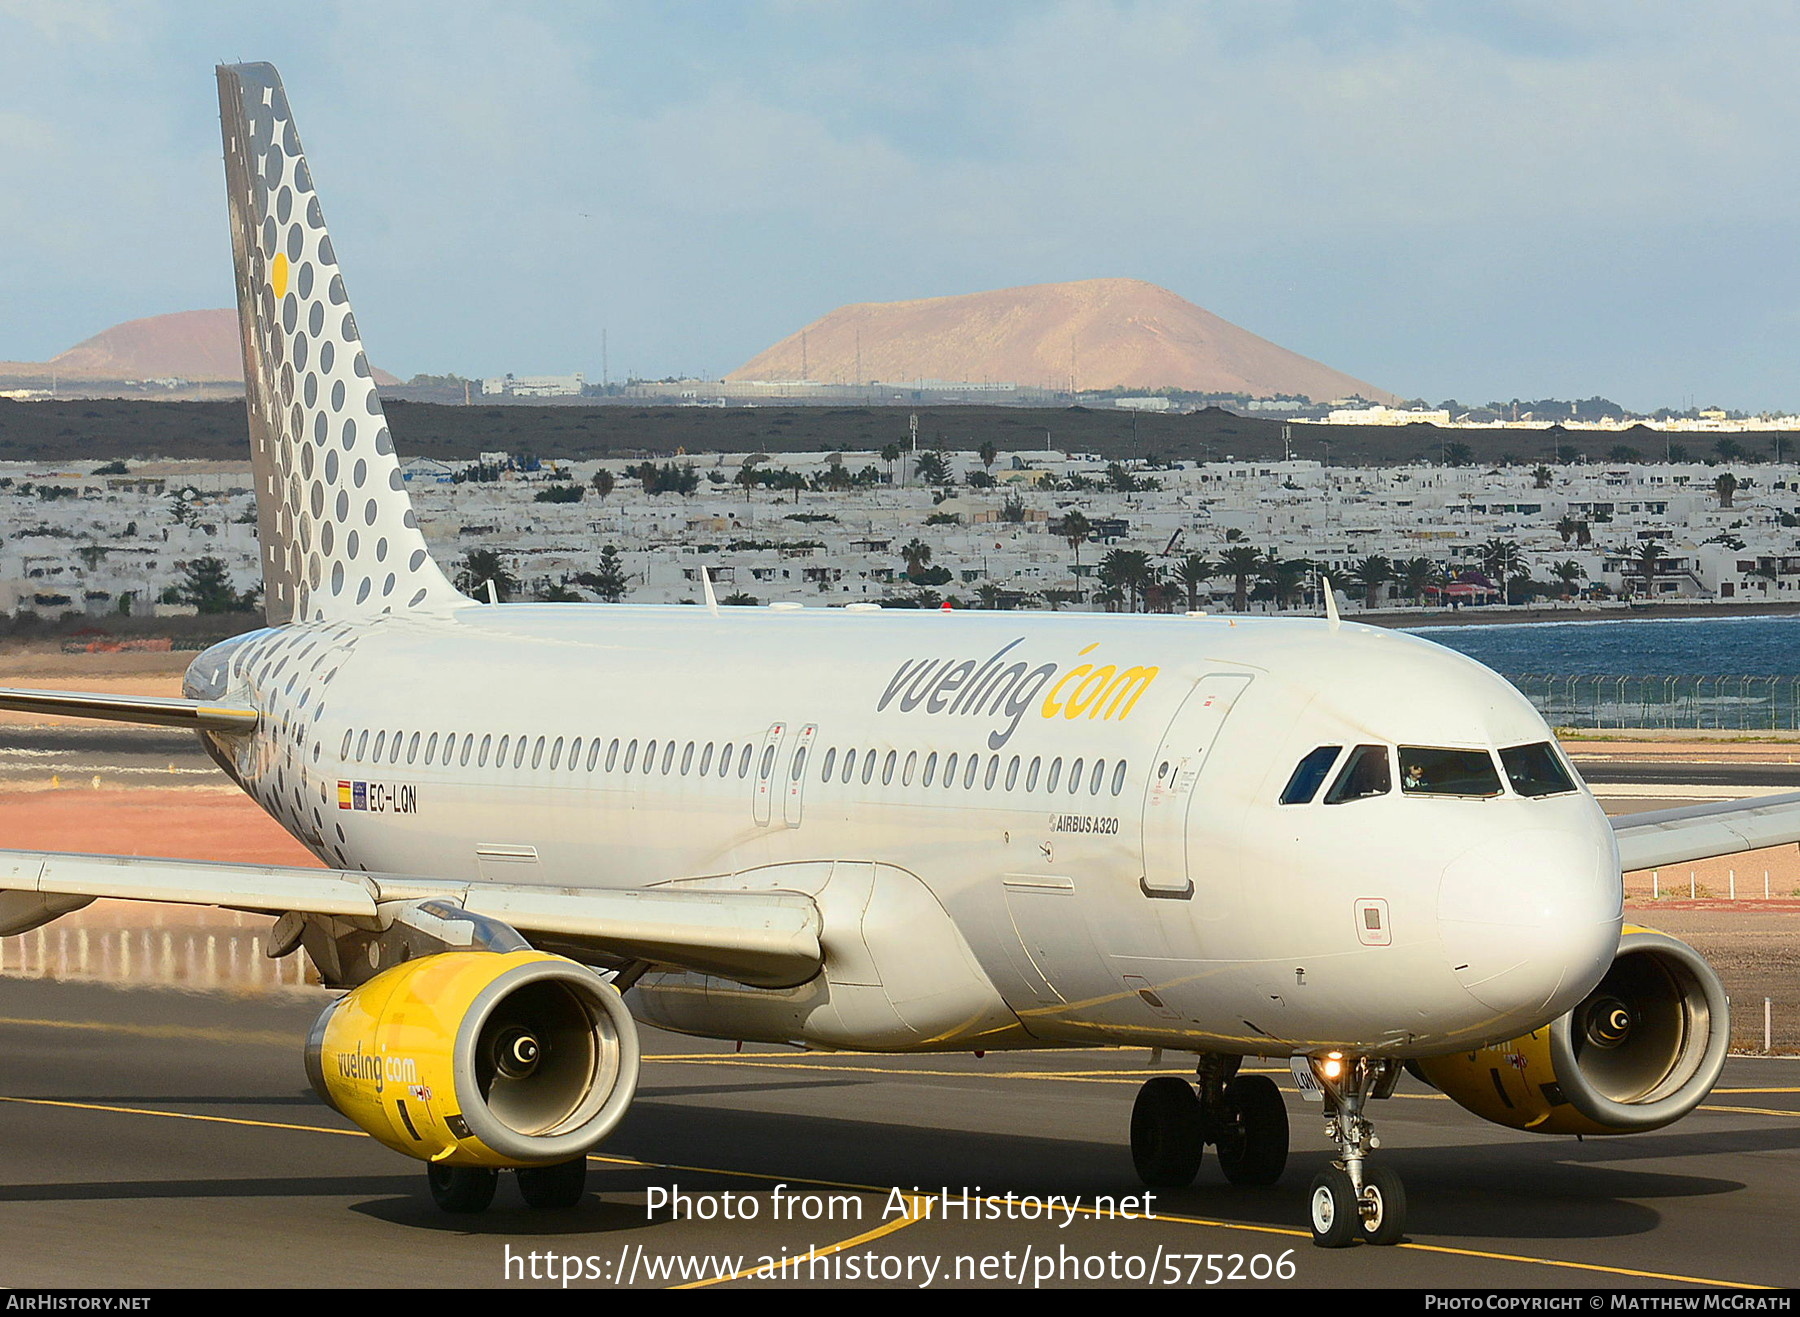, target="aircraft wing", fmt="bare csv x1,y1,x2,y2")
0,849,822,988
1611,790,1800,871
0,686,258,731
